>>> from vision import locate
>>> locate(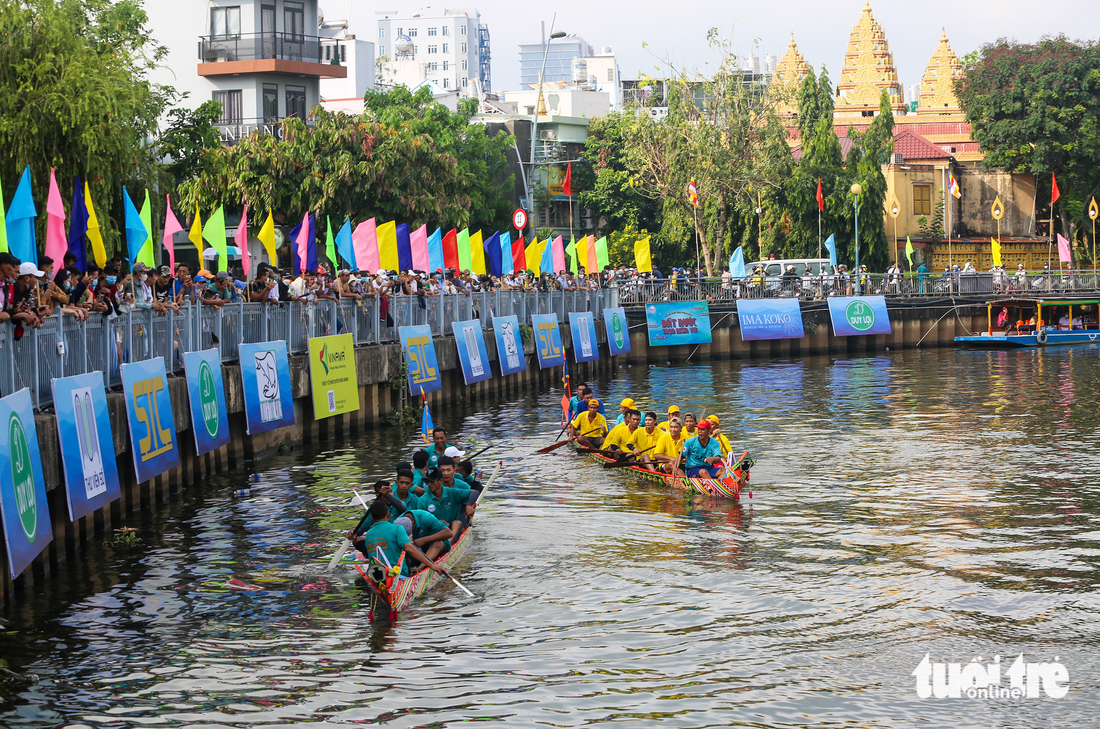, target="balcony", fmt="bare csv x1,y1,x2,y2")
197,33,346,79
